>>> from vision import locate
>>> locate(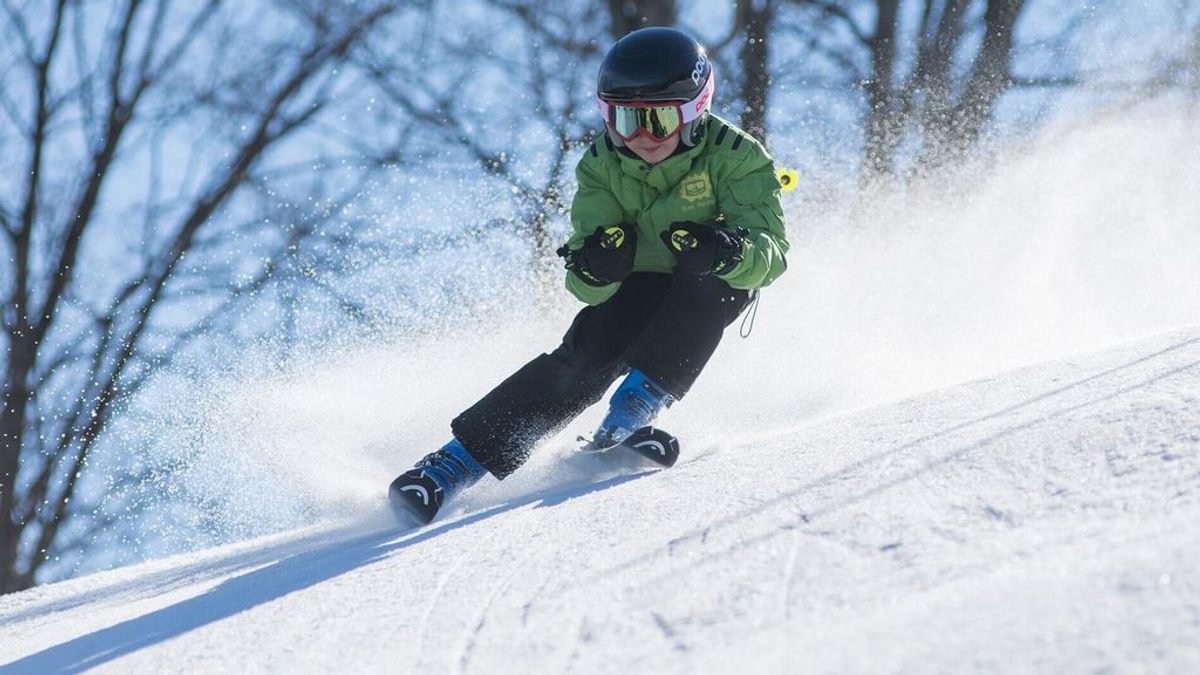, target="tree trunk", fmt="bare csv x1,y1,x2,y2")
737,0,774,145
862,0,902,182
